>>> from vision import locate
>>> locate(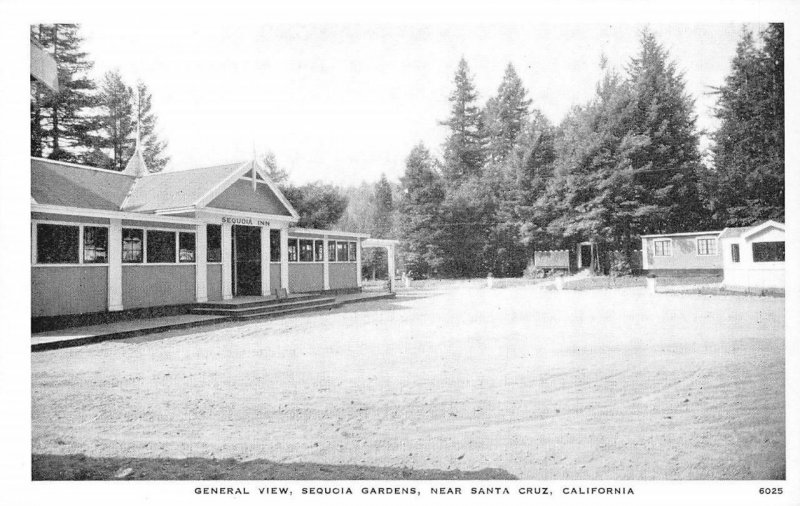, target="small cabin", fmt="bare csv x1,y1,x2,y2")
640,230,723,276
719,221,785,291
